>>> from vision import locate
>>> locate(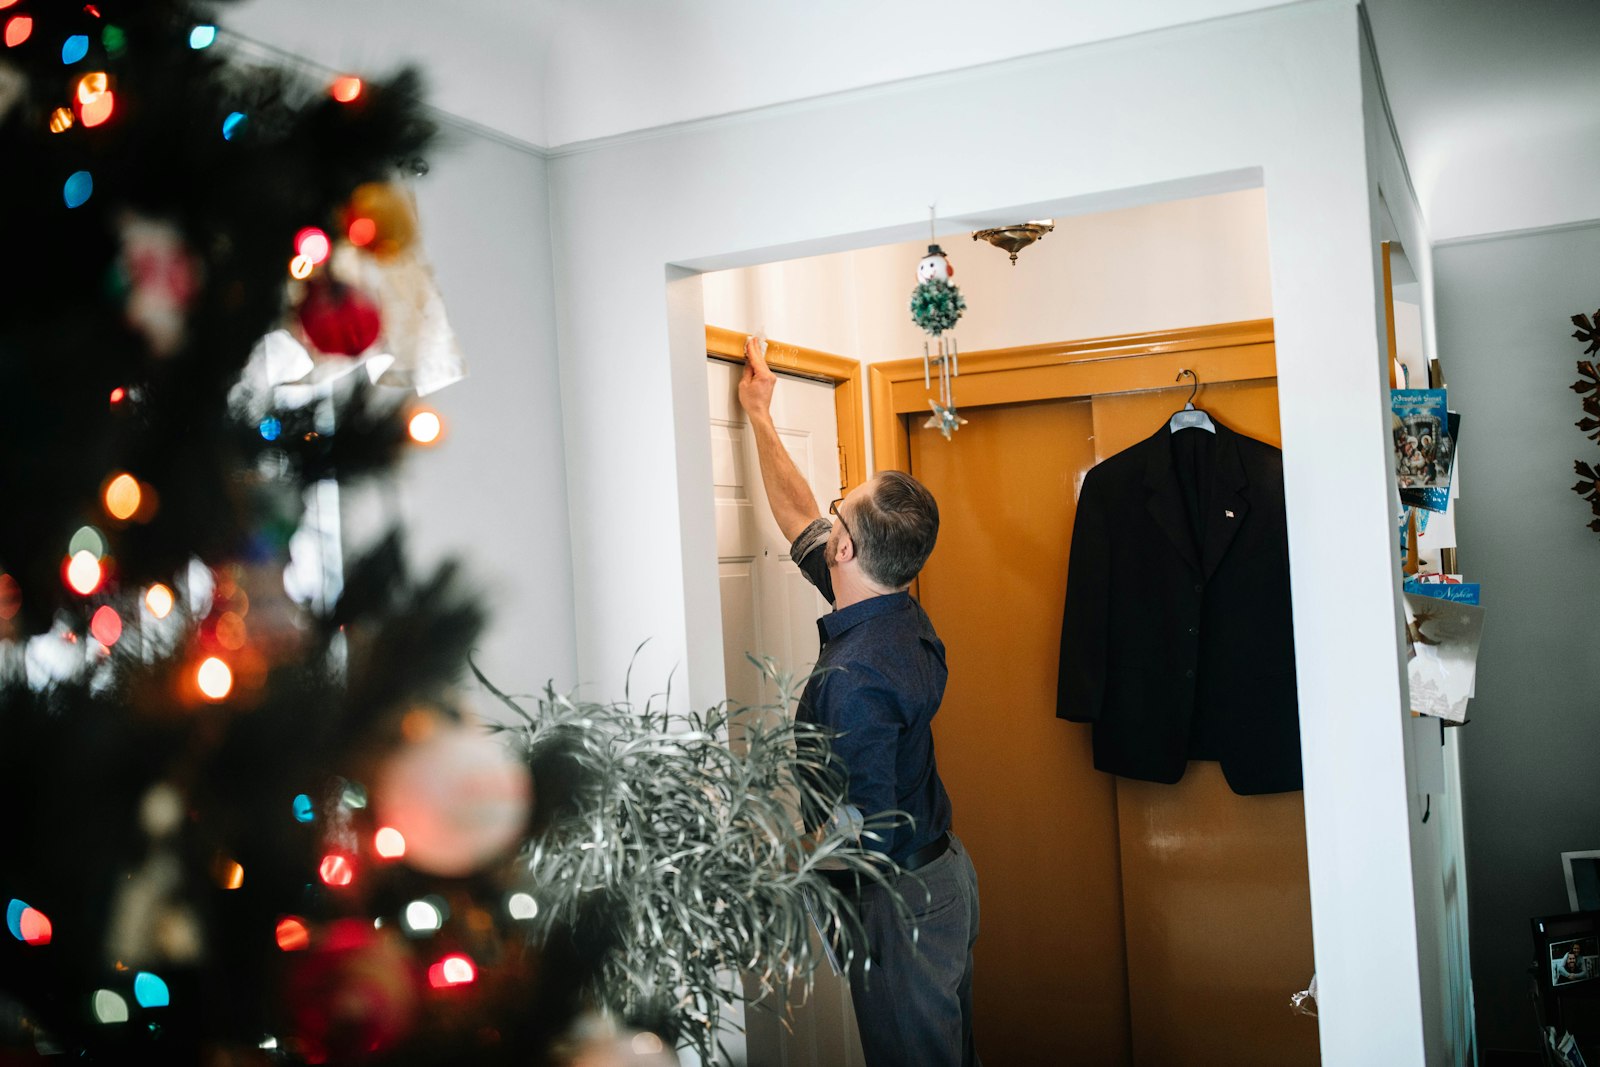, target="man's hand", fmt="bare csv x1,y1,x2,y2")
736,332,821,541
738,335,776,421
